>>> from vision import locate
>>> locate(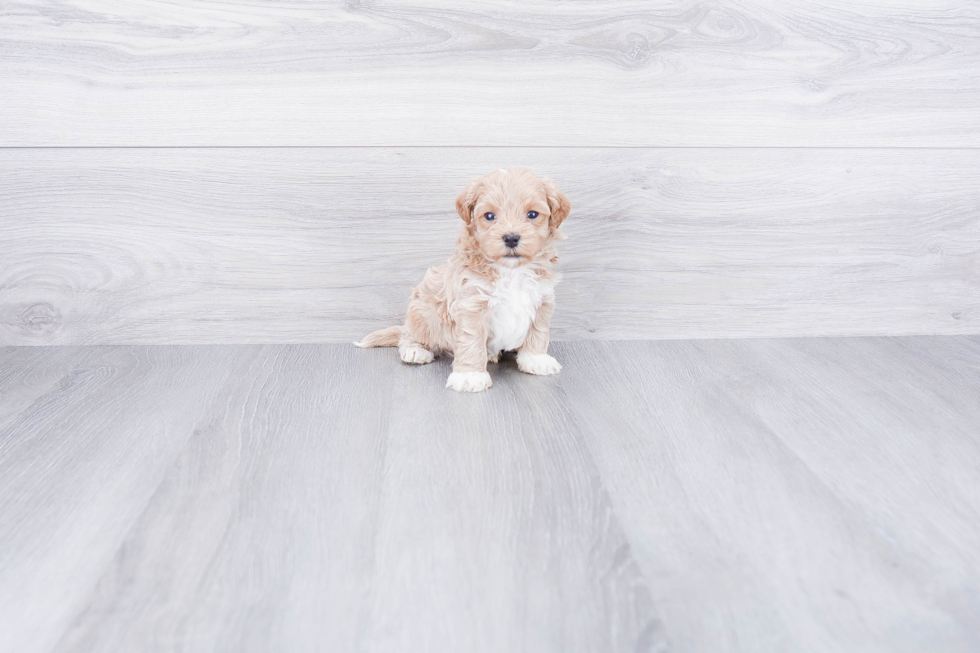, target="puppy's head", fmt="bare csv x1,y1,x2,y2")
455,168,570,266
